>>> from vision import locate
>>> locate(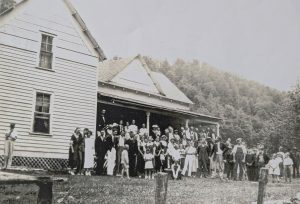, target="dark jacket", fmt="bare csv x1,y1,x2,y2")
95,136,107,157
245,153,255,167
98,115,106,131
211,142,228,157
